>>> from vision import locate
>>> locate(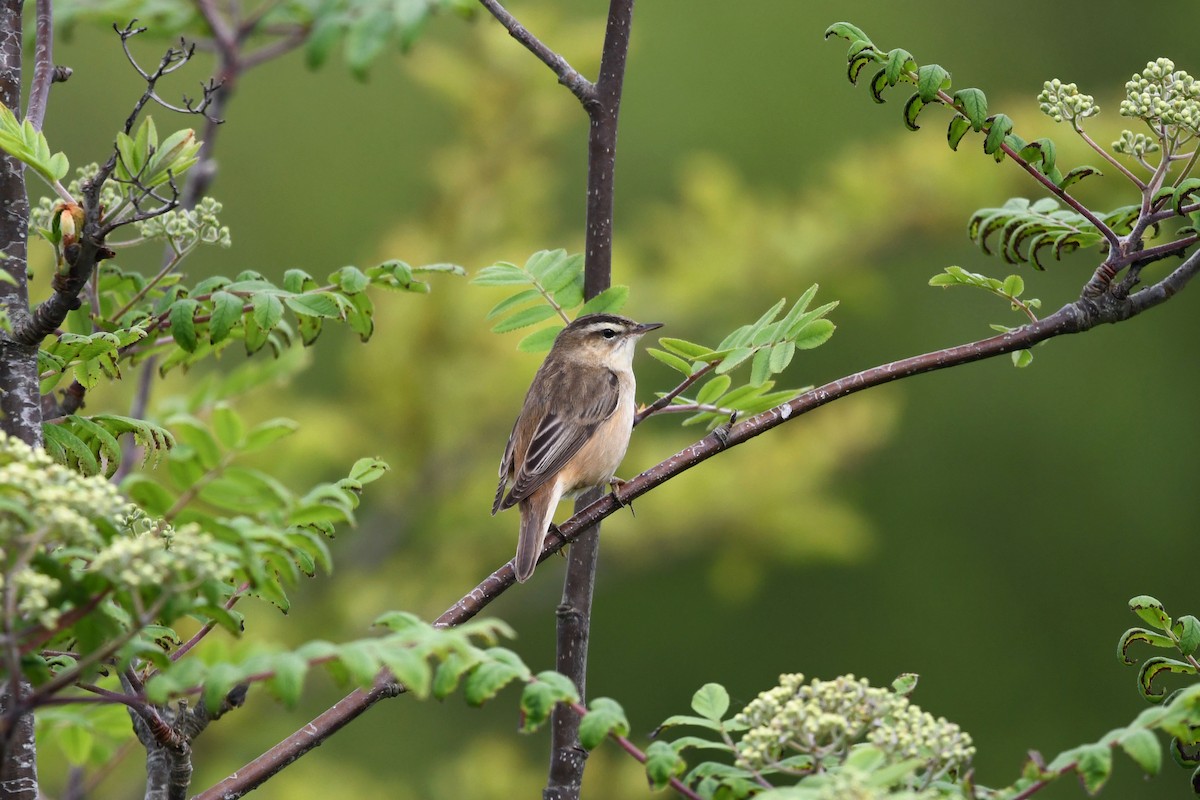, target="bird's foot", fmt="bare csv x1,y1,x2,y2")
609,476,635,517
